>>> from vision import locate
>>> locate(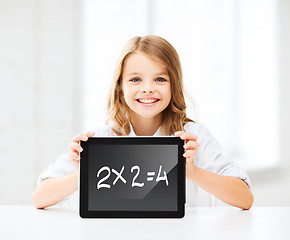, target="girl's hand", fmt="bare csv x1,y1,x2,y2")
174,131,199,178
69,131,95,170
